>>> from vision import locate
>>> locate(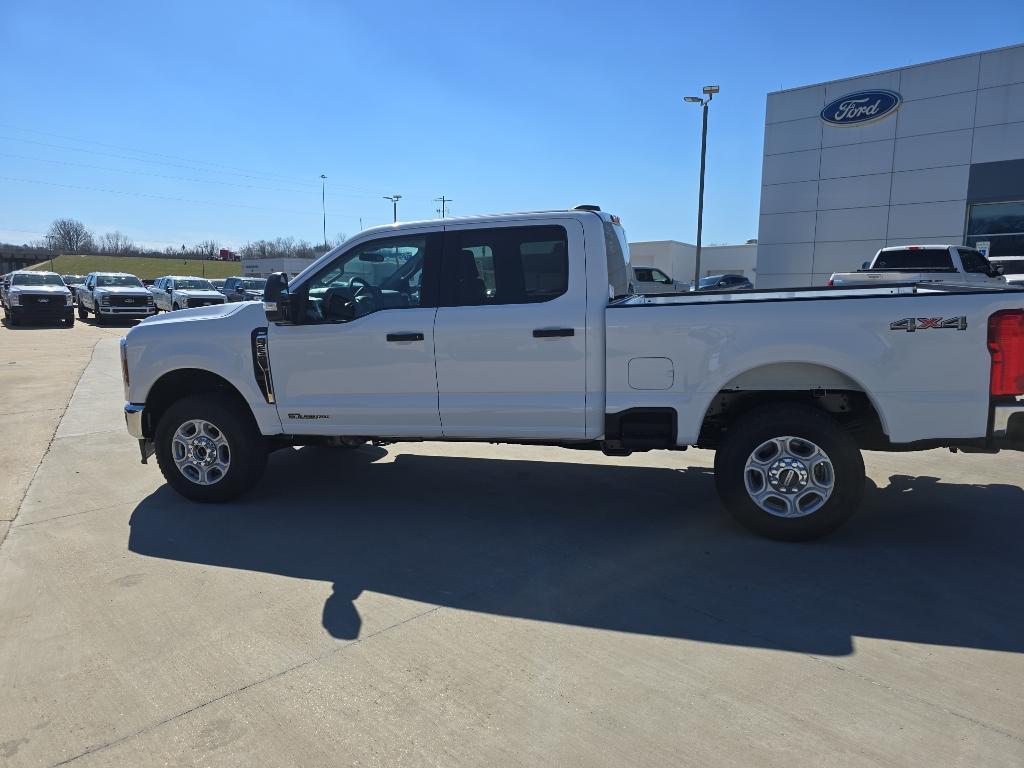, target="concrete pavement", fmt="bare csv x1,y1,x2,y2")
0,324,1022,766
